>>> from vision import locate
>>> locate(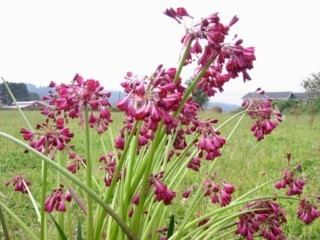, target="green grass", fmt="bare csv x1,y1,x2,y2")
0,110,319,239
